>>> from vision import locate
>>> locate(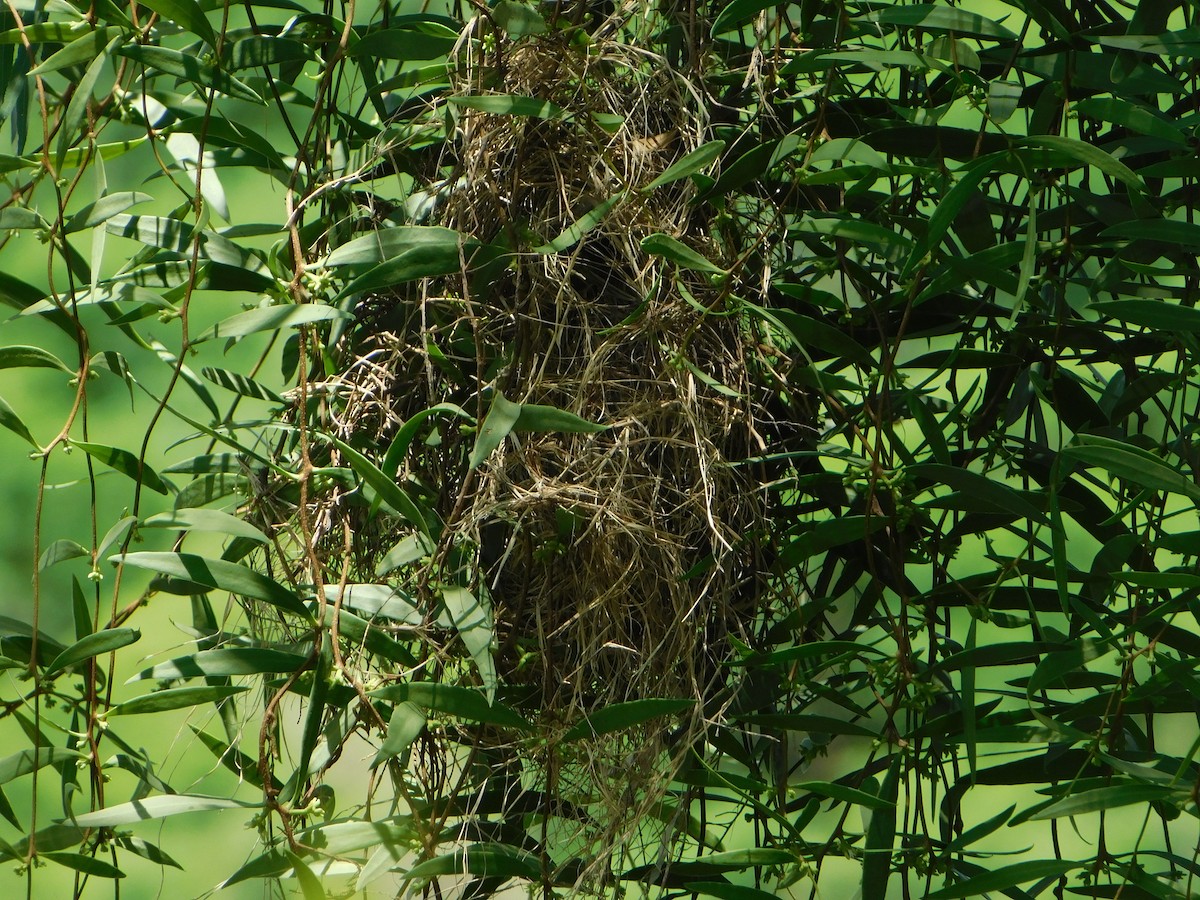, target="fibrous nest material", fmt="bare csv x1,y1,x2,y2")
304,20,802,877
